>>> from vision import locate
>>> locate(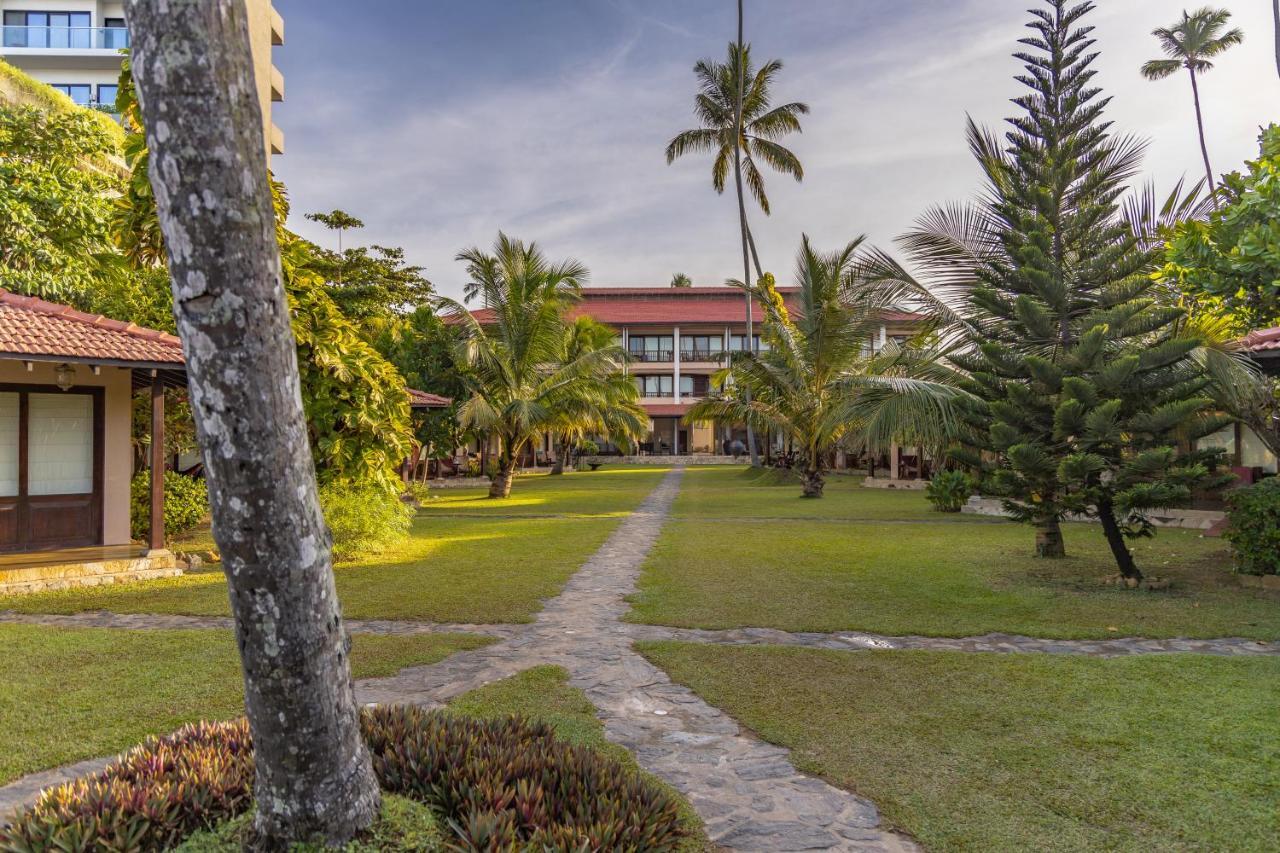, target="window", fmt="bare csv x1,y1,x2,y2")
635,375,673,397
0,394,17,498
728,334,767,352
28,393,93,495
96,83,118,110
679,335,722,360
679,375,711,397
51,83,92,106
102,17,127,49
627,336,673,362
2,11,91,48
